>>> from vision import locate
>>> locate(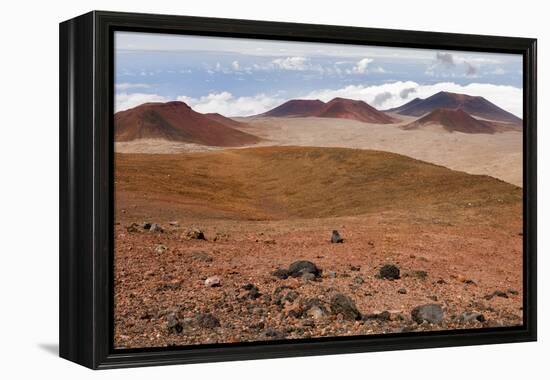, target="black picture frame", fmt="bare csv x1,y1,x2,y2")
59,10,537,369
